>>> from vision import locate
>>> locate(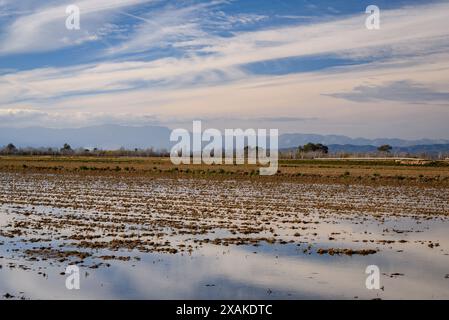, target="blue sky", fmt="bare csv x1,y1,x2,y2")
0,0,449,139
